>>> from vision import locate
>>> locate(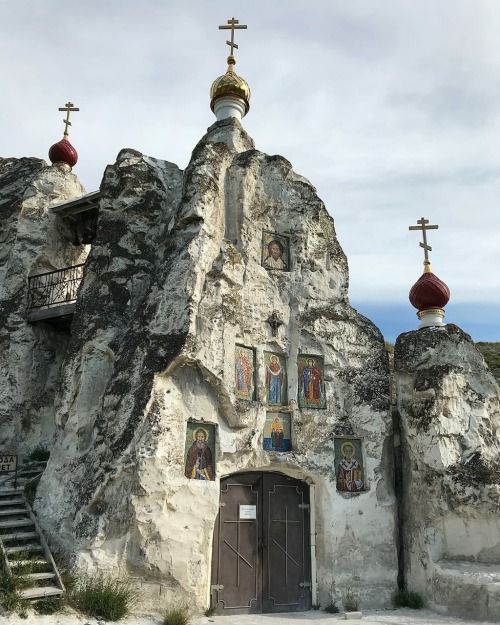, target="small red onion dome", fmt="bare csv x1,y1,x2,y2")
48,139,78,168
409,263,450,311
